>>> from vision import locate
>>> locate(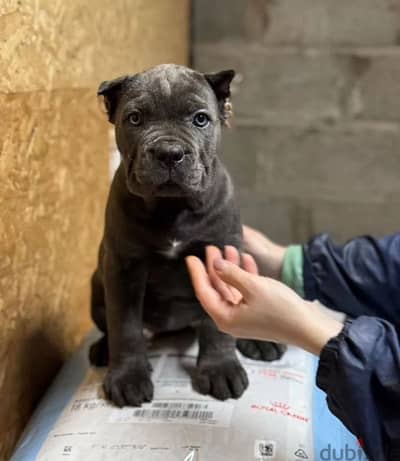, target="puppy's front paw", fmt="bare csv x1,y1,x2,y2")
103,362,153,407
194,358,249,400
